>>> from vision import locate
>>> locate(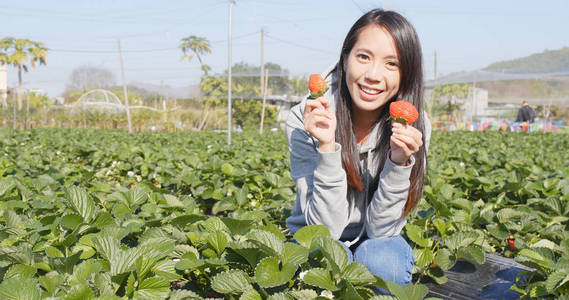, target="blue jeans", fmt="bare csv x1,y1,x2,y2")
342,235,414,286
